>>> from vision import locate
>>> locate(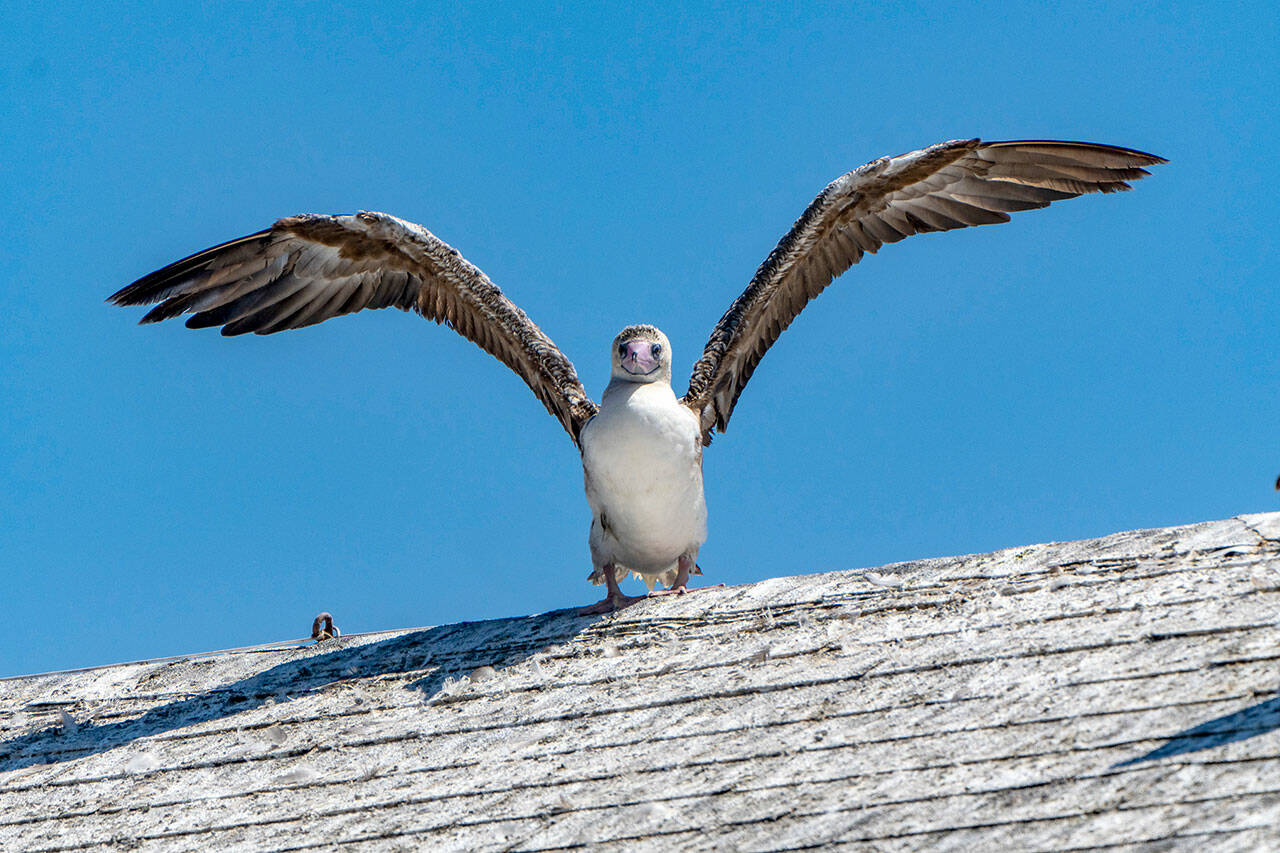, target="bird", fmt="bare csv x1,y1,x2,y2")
110,137,1164,613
